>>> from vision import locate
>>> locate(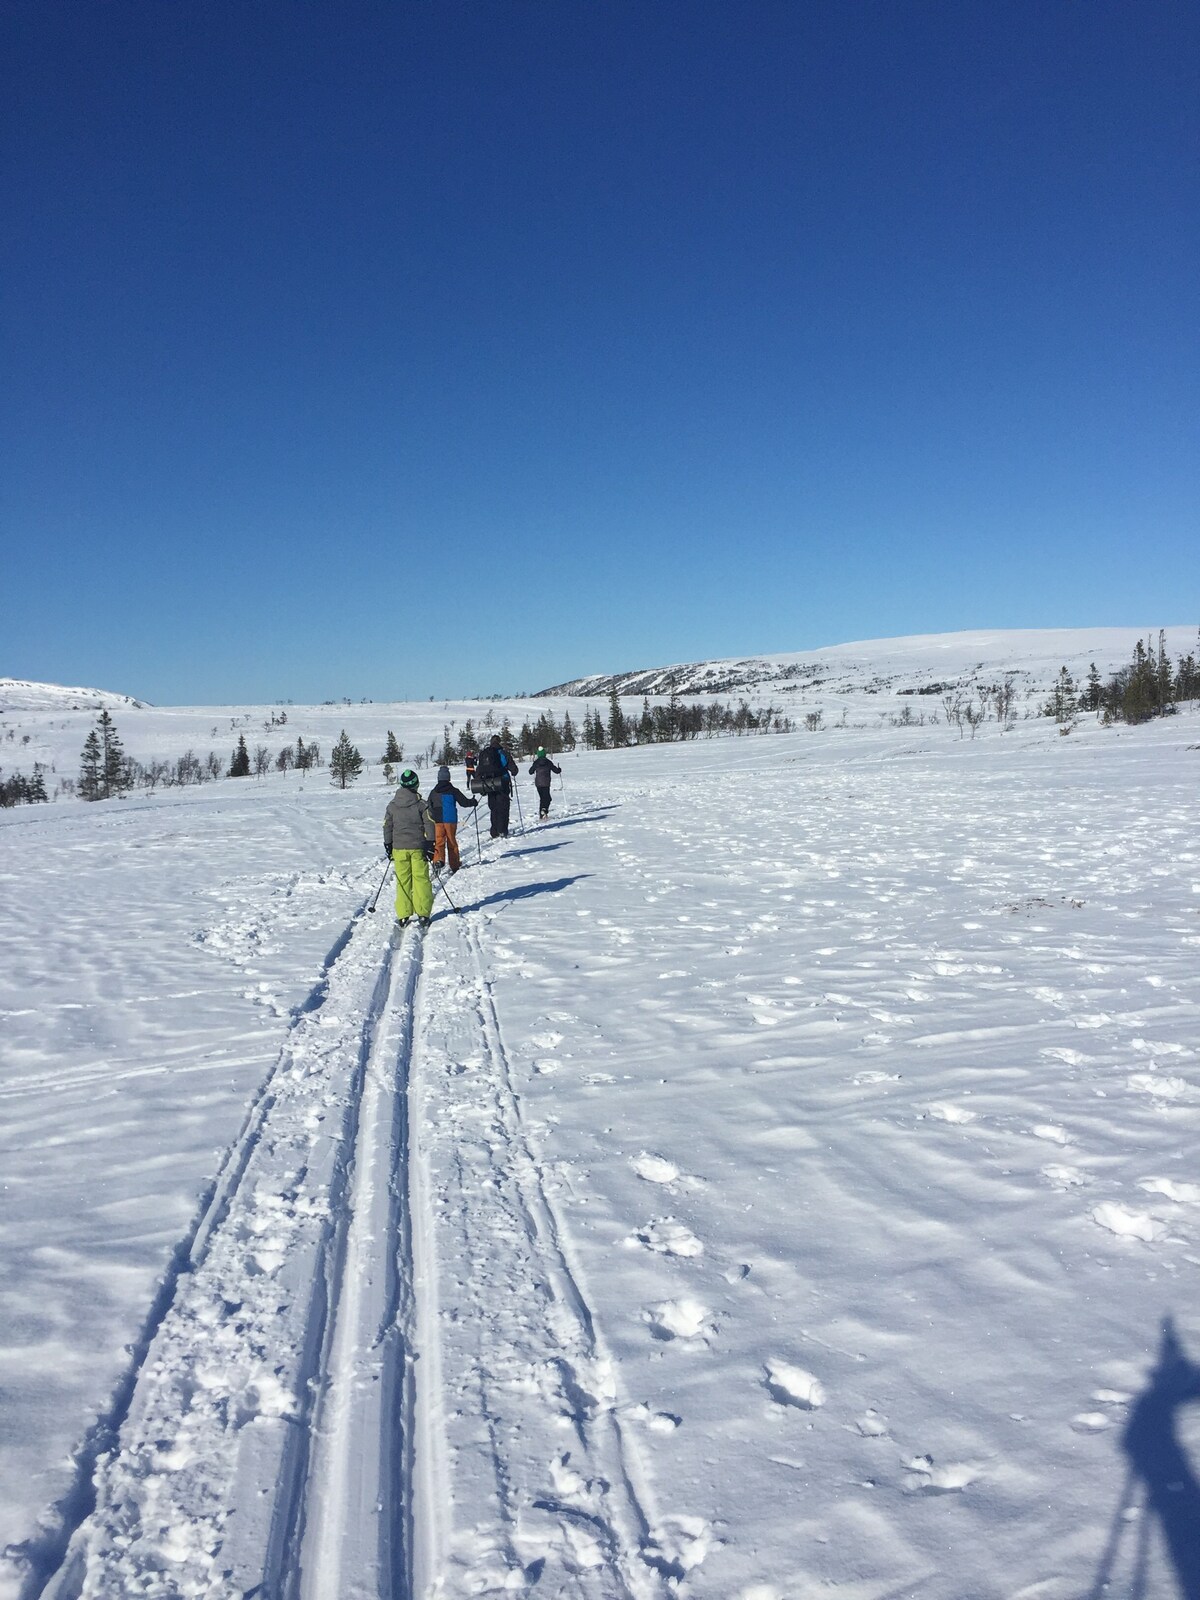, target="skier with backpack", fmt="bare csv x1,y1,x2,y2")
527,747,562,820
383,768,436,926
427,764,478,873
473,733,519,838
